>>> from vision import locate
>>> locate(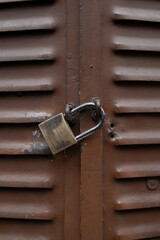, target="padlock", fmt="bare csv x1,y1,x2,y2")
38,101,105,155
